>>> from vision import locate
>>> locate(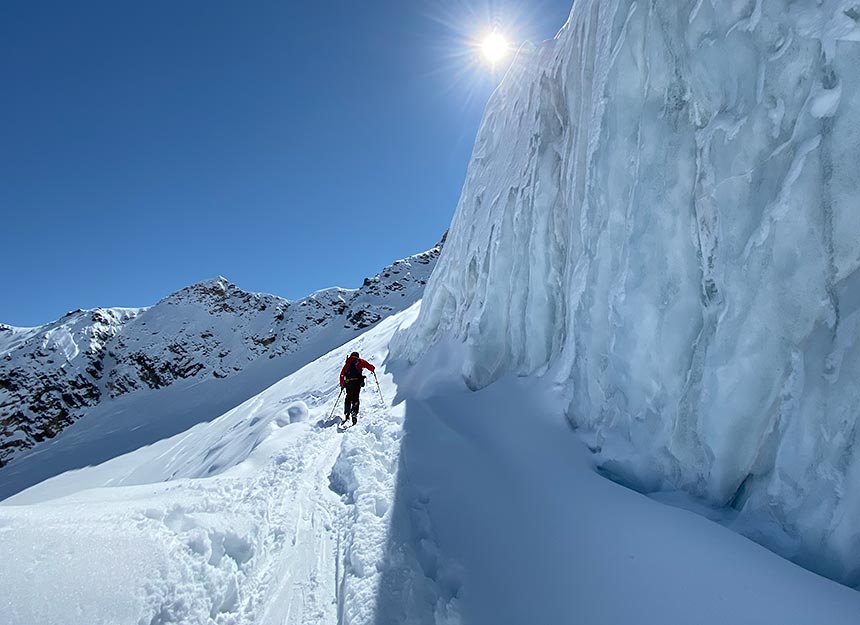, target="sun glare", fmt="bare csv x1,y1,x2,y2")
481,32,509,64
